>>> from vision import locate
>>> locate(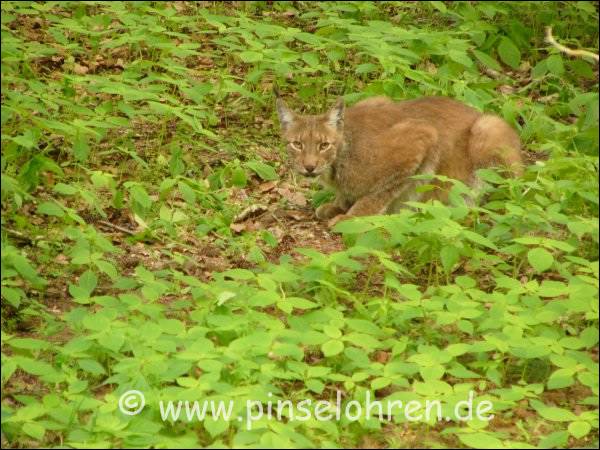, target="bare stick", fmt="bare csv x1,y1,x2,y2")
98,220,137,235
233,204,269,223
3,228,42,243
545,27,599,63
